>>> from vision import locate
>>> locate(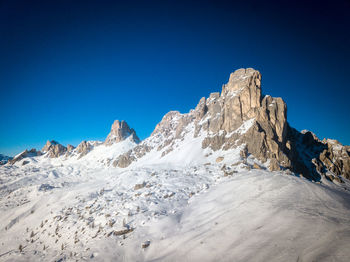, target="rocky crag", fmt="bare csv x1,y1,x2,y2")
8,149,42,165
9,120,139,164
113,68,350,182
6,68,349,182
105,120,140,146
41,140,72,158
